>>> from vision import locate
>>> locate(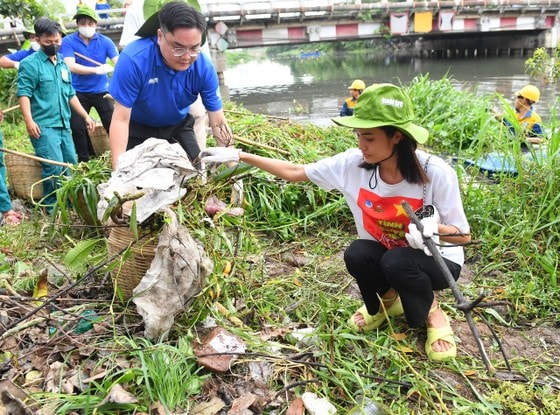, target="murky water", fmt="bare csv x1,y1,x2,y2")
221,52,560,126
